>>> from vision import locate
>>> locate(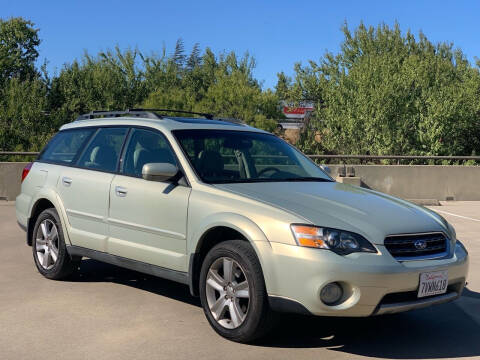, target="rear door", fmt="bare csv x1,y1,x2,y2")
108,128,191,271
56,127,128,252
